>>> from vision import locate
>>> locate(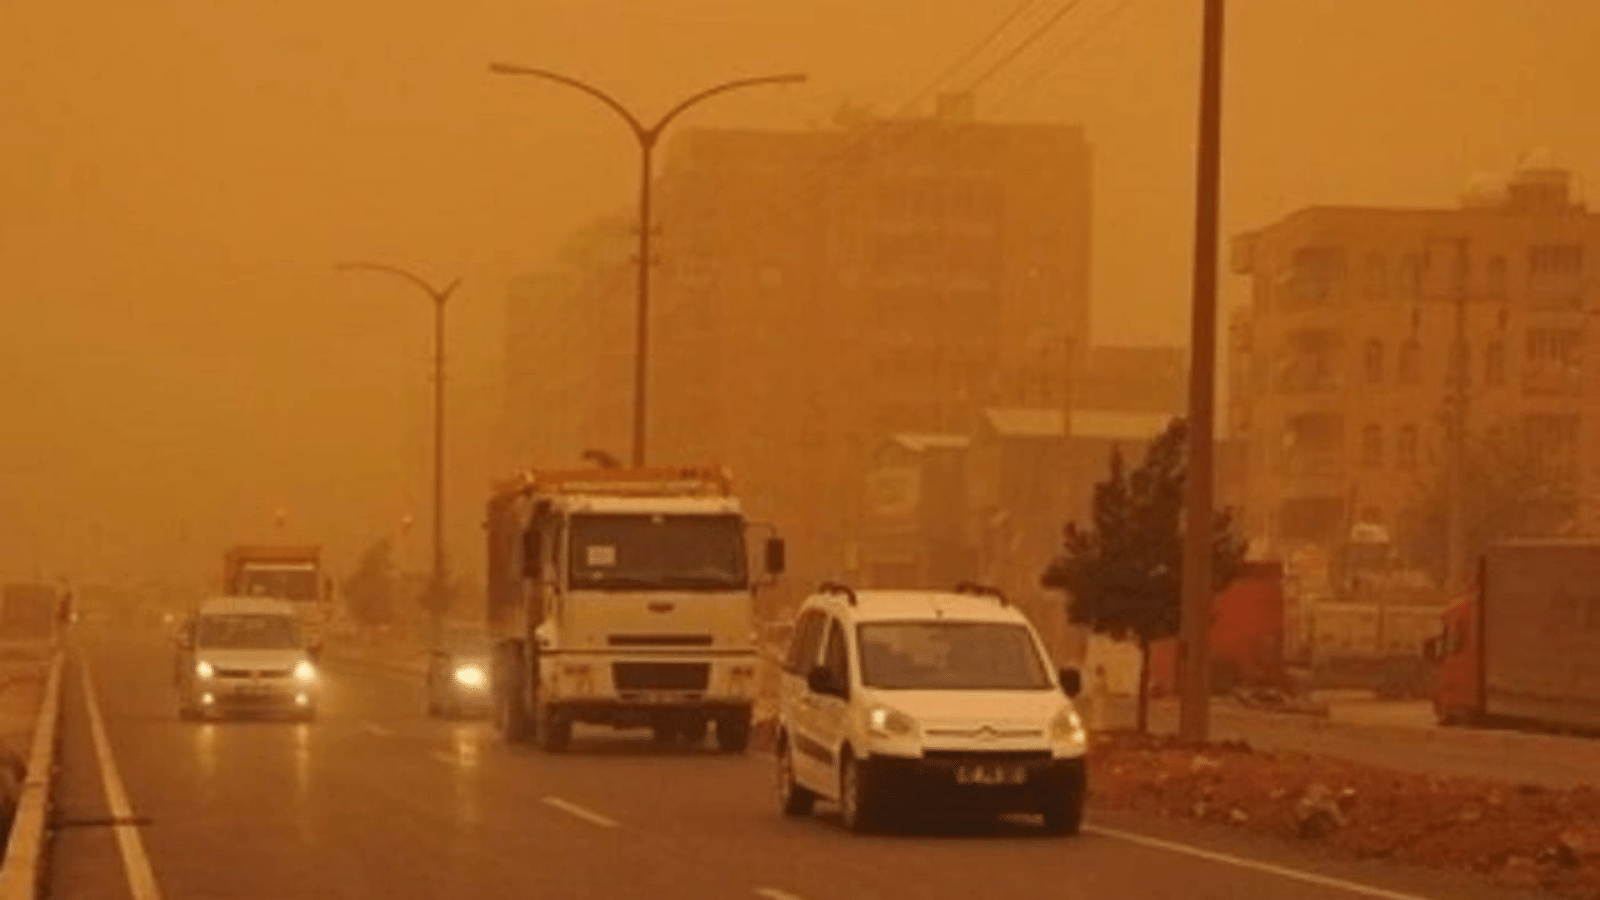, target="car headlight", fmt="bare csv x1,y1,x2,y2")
1051,706,1087,745
453,664,486,687
293,660,317,682
195,661,215,679
867,706,916,738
